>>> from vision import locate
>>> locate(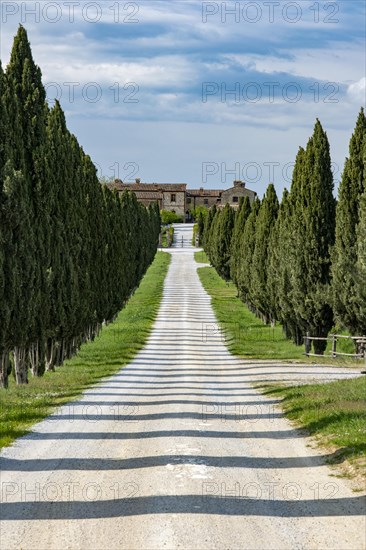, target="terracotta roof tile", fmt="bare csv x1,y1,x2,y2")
134,191,162,200
187,189,223,197
111,181,187,192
